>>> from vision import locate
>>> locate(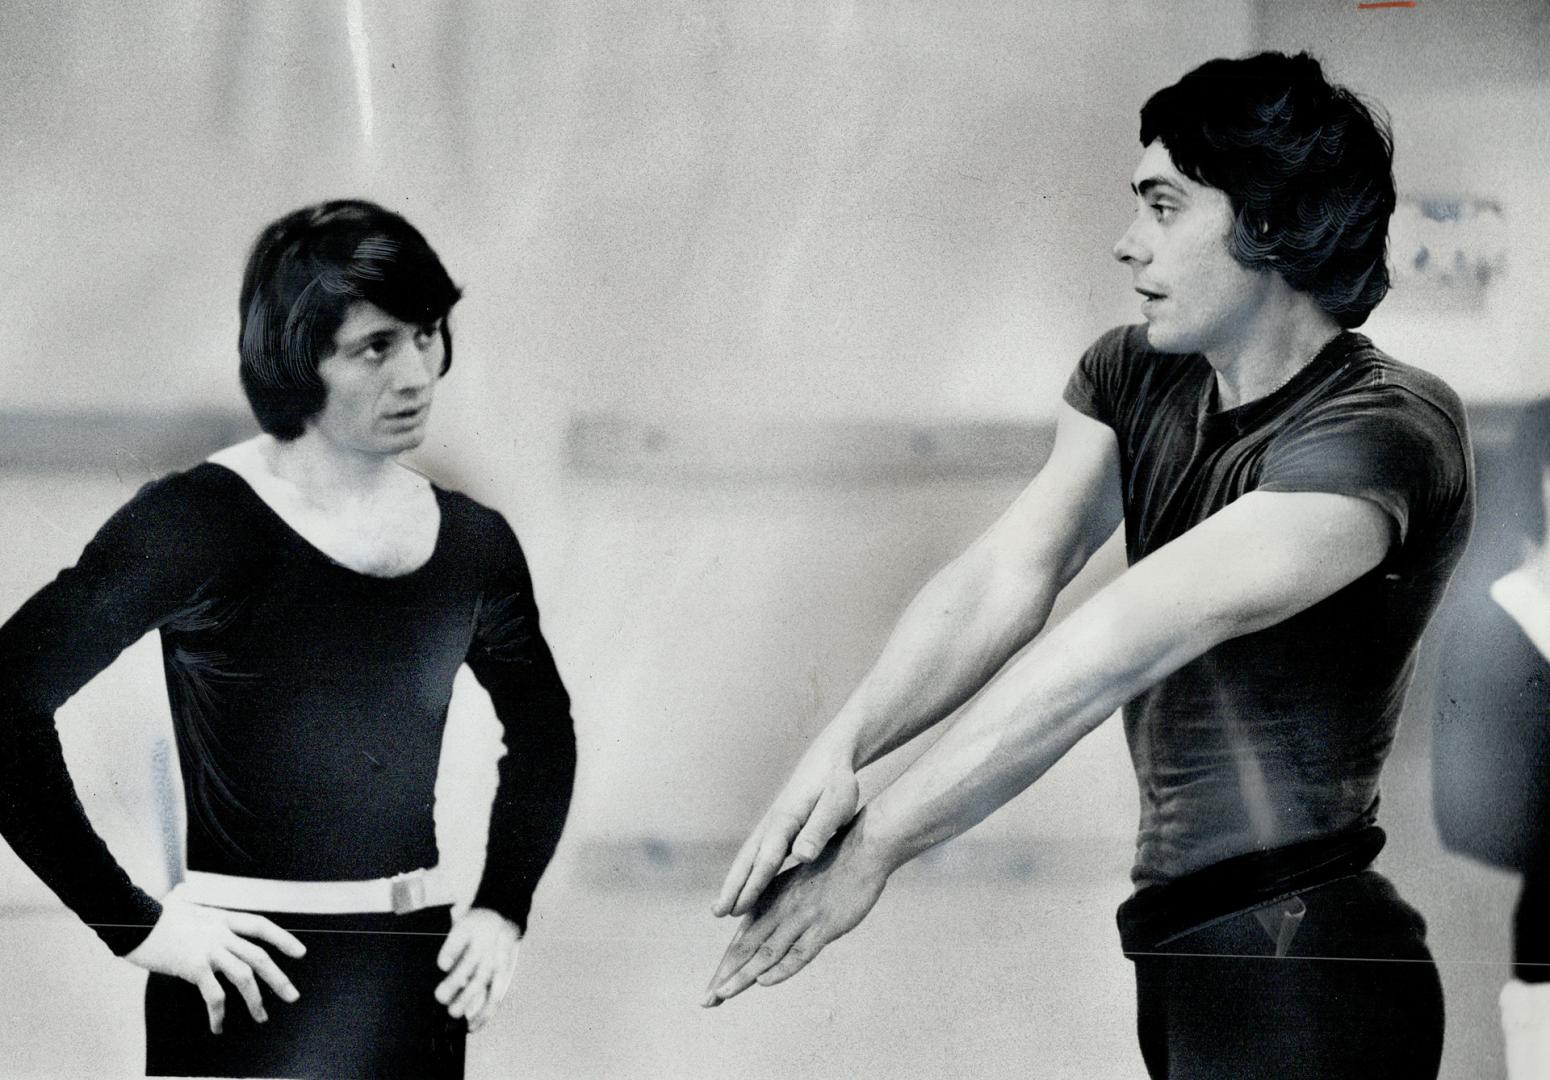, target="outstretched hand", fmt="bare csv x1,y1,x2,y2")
125,896,306,1034
712,742,860,919
435,907,522,1032
703,818,891,1007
